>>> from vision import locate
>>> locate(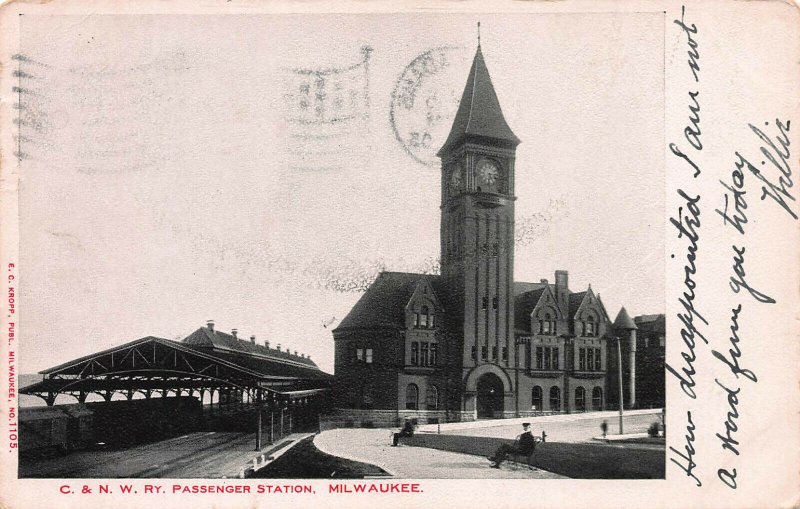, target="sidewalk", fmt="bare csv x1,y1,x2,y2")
417,408,663,434
313,428,566,479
